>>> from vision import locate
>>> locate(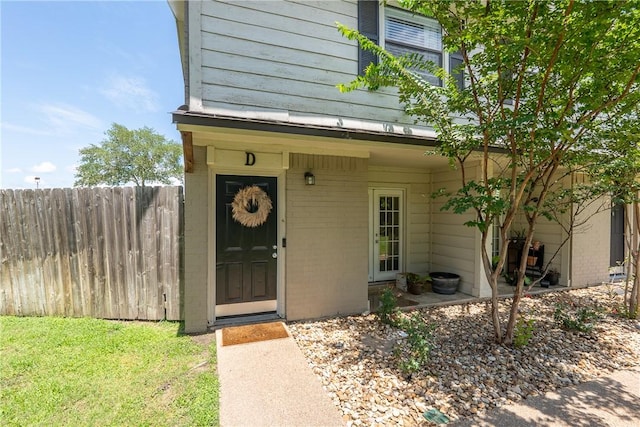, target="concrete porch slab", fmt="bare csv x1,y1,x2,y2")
368,281,572,312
